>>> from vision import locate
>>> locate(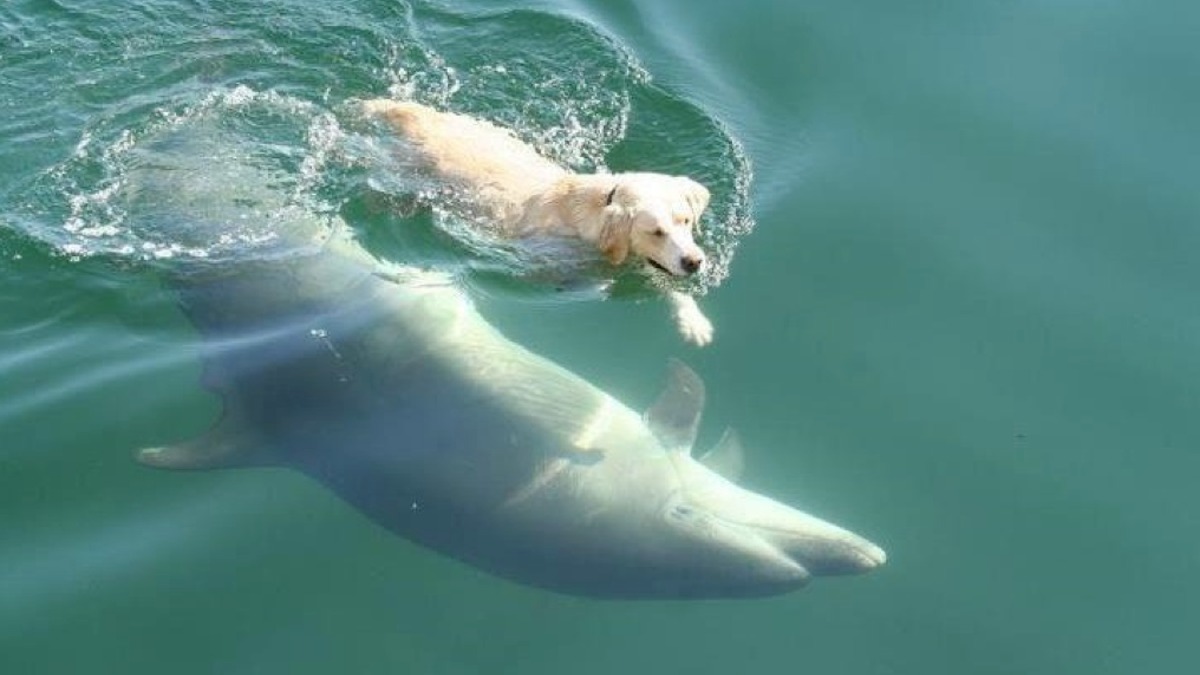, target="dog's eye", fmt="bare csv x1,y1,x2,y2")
653,227,666,237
